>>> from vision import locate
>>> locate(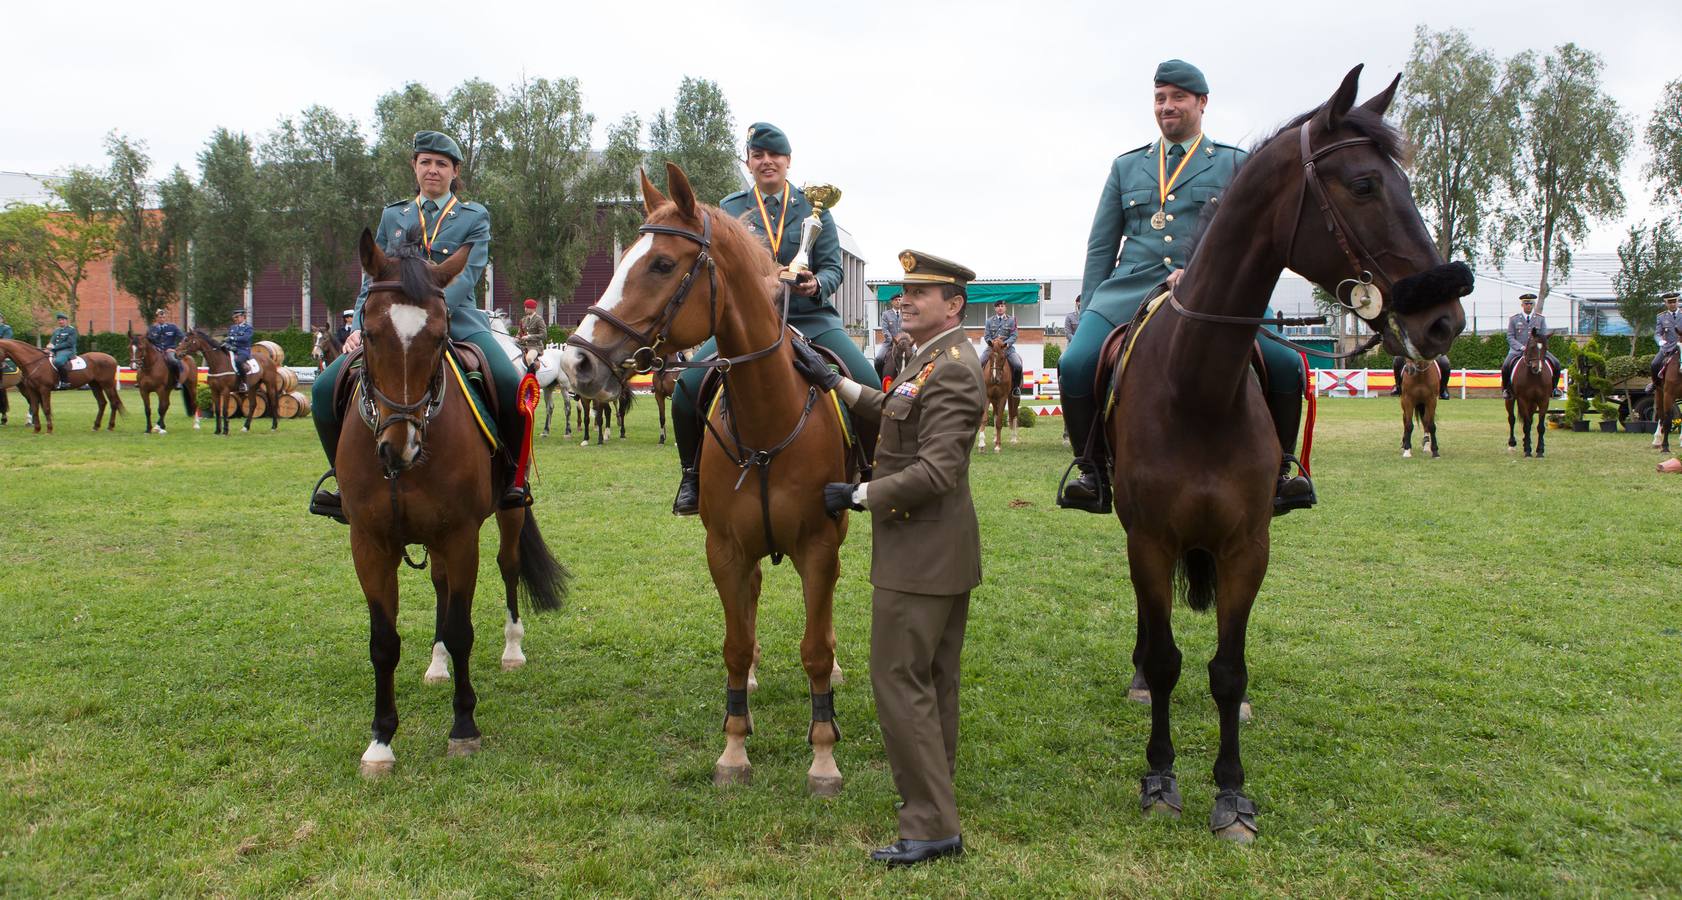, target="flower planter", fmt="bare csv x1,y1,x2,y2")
1627,420,1656,434
1598,420,1618,432
1572,420,1590,432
